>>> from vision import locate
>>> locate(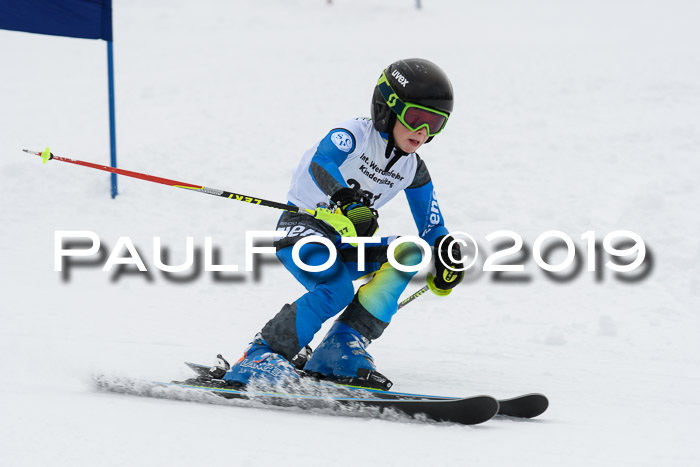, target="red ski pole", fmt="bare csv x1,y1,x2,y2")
23,147,298,212
25,147,432,308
